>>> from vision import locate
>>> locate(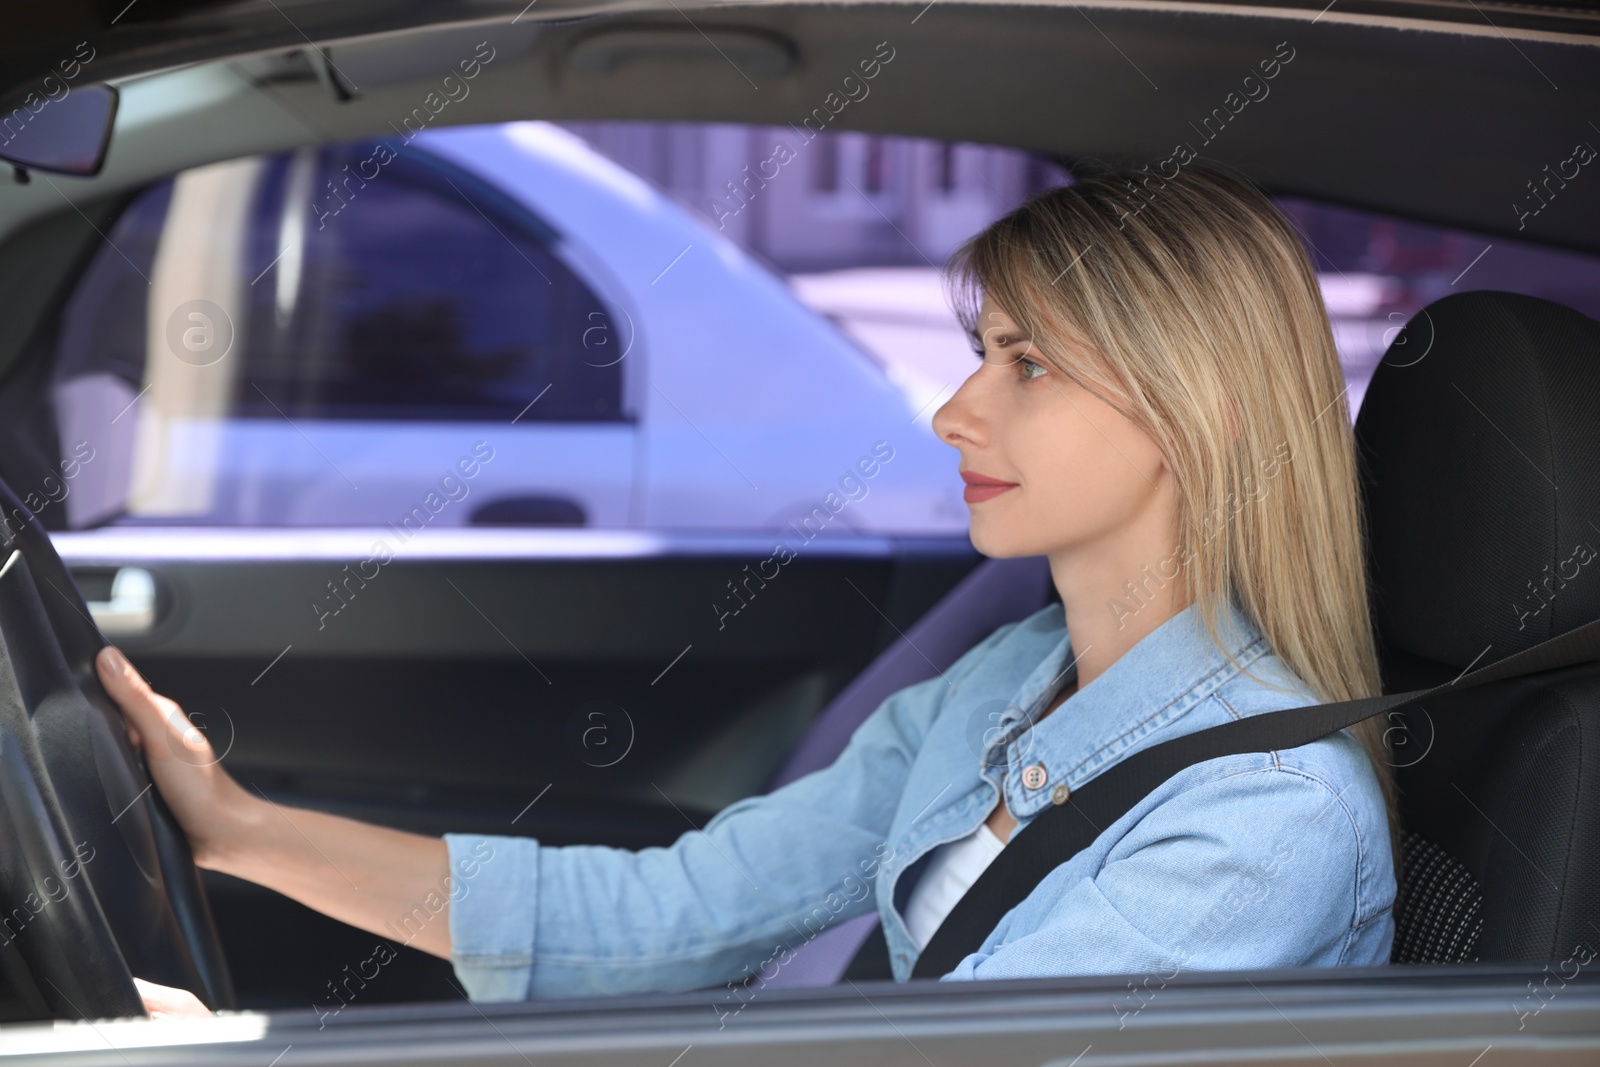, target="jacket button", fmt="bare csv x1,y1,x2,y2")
1021,763,1048,790
1052,783,1071,805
